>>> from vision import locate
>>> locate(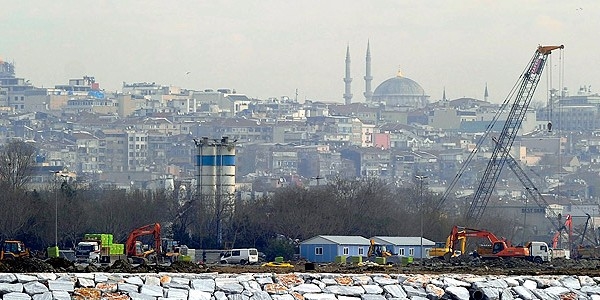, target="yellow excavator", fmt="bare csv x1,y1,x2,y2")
429,226,467,260
367,239,403,265
0,240,30,260
367,239,392,258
